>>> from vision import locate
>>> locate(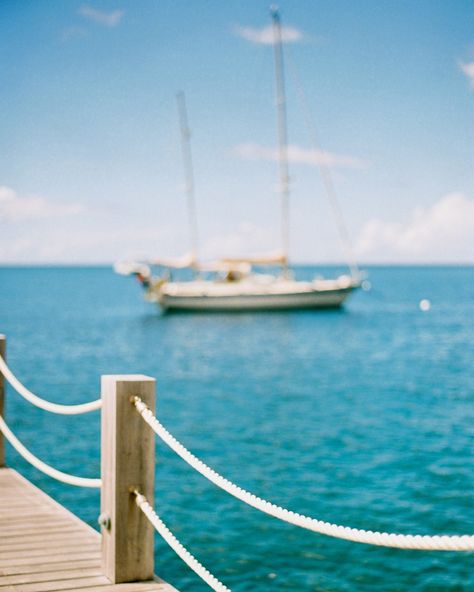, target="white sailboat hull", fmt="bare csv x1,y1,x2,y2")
154,276,360,312
159,289,353,311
